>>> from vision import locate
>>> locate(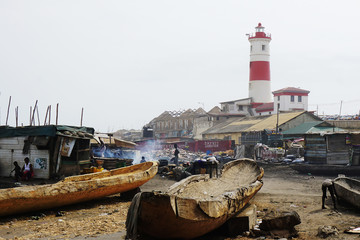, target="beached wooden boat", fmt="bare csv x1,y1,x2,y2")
333,176,360,208
290,164,360,176
0,161,158,217
126,158,264,239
